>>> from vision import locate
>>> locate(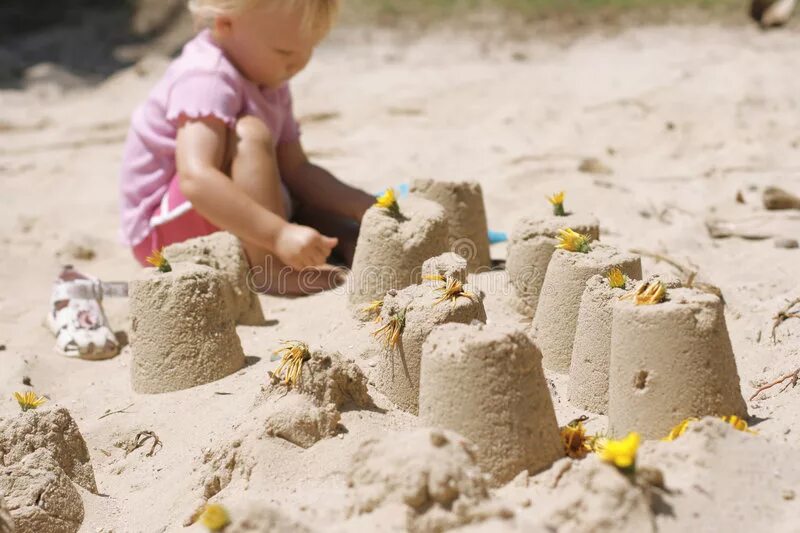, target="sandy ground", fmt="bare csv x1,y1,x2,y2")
1,20,800,532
